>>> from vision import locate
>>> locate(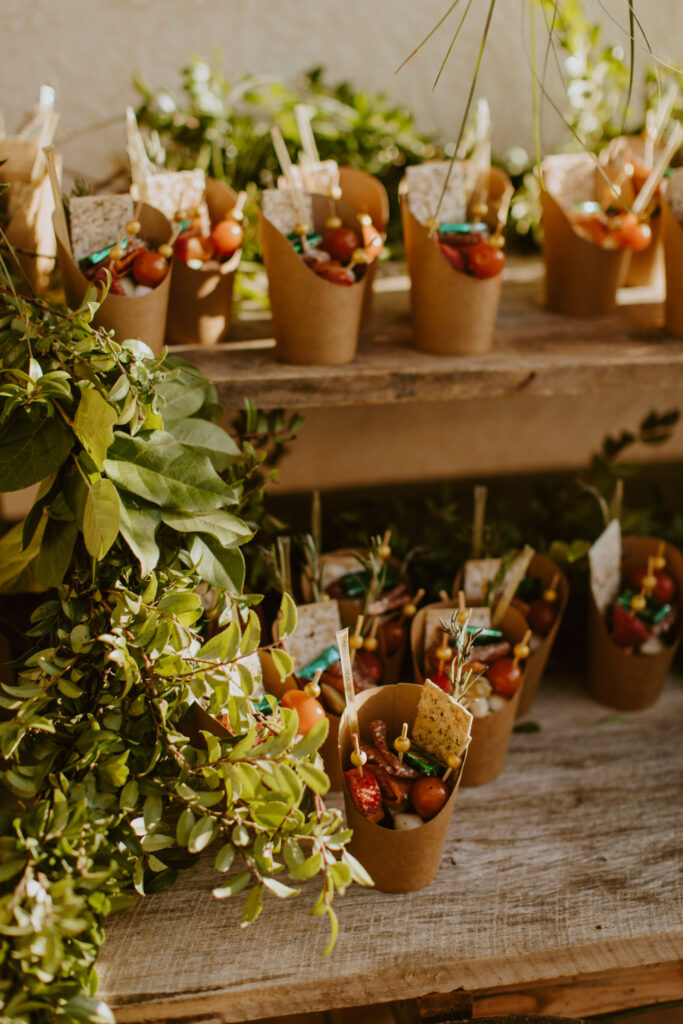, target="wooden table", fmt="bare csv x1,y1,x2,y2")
98,671,683,1022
